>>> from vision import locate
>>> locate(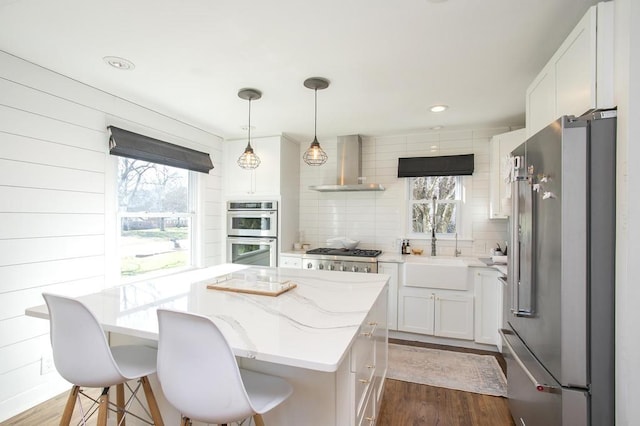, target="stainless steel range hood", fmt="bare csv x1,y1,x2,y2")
309,135,385,192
